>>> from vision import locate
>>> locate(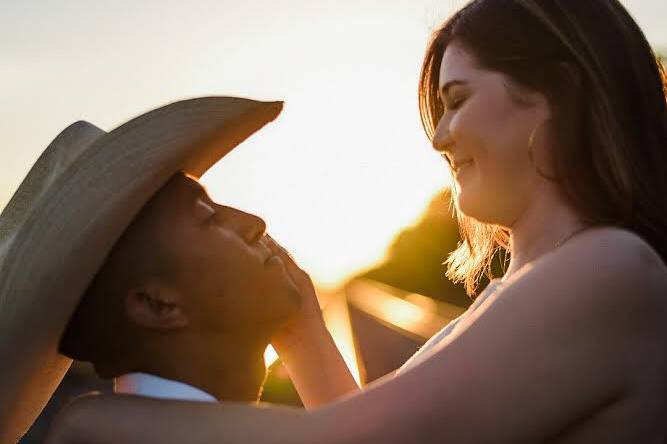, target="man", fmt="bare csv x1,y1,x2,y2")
0,96,294,441
58,171,301,403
